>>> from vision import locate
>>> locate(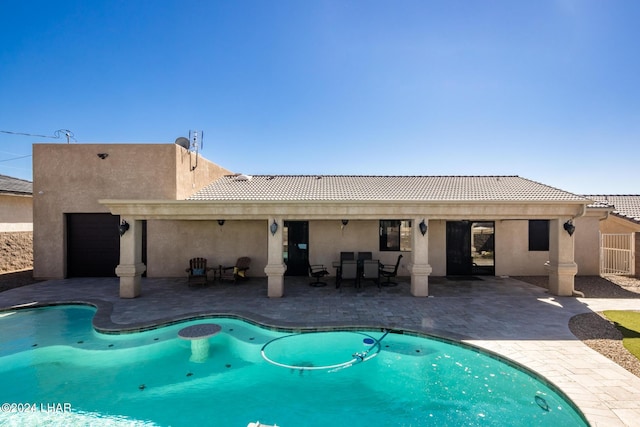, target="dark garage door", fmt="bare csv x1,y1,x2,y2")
67,213,120,277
